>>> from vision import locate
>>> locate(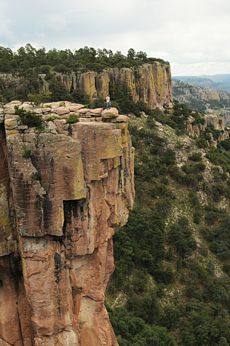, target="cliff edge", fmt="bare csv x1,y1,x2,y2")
0,101,135,345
